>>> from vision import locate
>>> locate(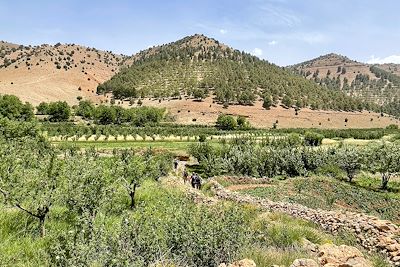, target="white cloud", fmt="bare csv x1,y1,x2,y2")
268,40,277,46
367,55,400,64
219,29,227,35
258,5,301,27
252,48,263,57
